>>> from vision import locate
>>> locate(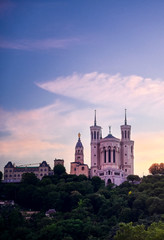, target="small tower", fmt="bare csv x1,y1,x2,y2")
70,133,89,177
90,110,102,177
120,109,134,176
75,133,84,164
